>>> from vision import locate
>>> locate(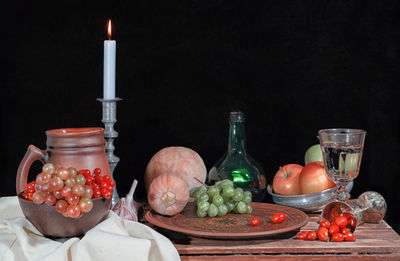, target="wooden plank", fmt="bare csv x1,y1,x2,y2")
164,219,400,256
142,211,400,258
180,254,400,261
